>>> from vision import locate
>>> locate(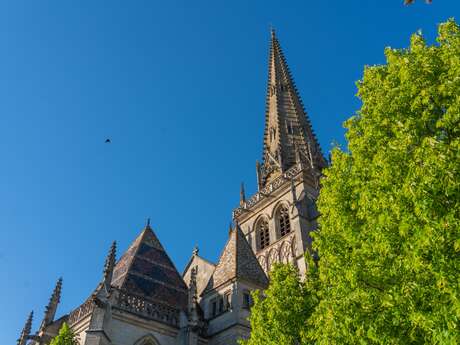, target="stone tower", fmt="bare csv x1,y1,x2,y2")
233,29,327,278
183,224,268,345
